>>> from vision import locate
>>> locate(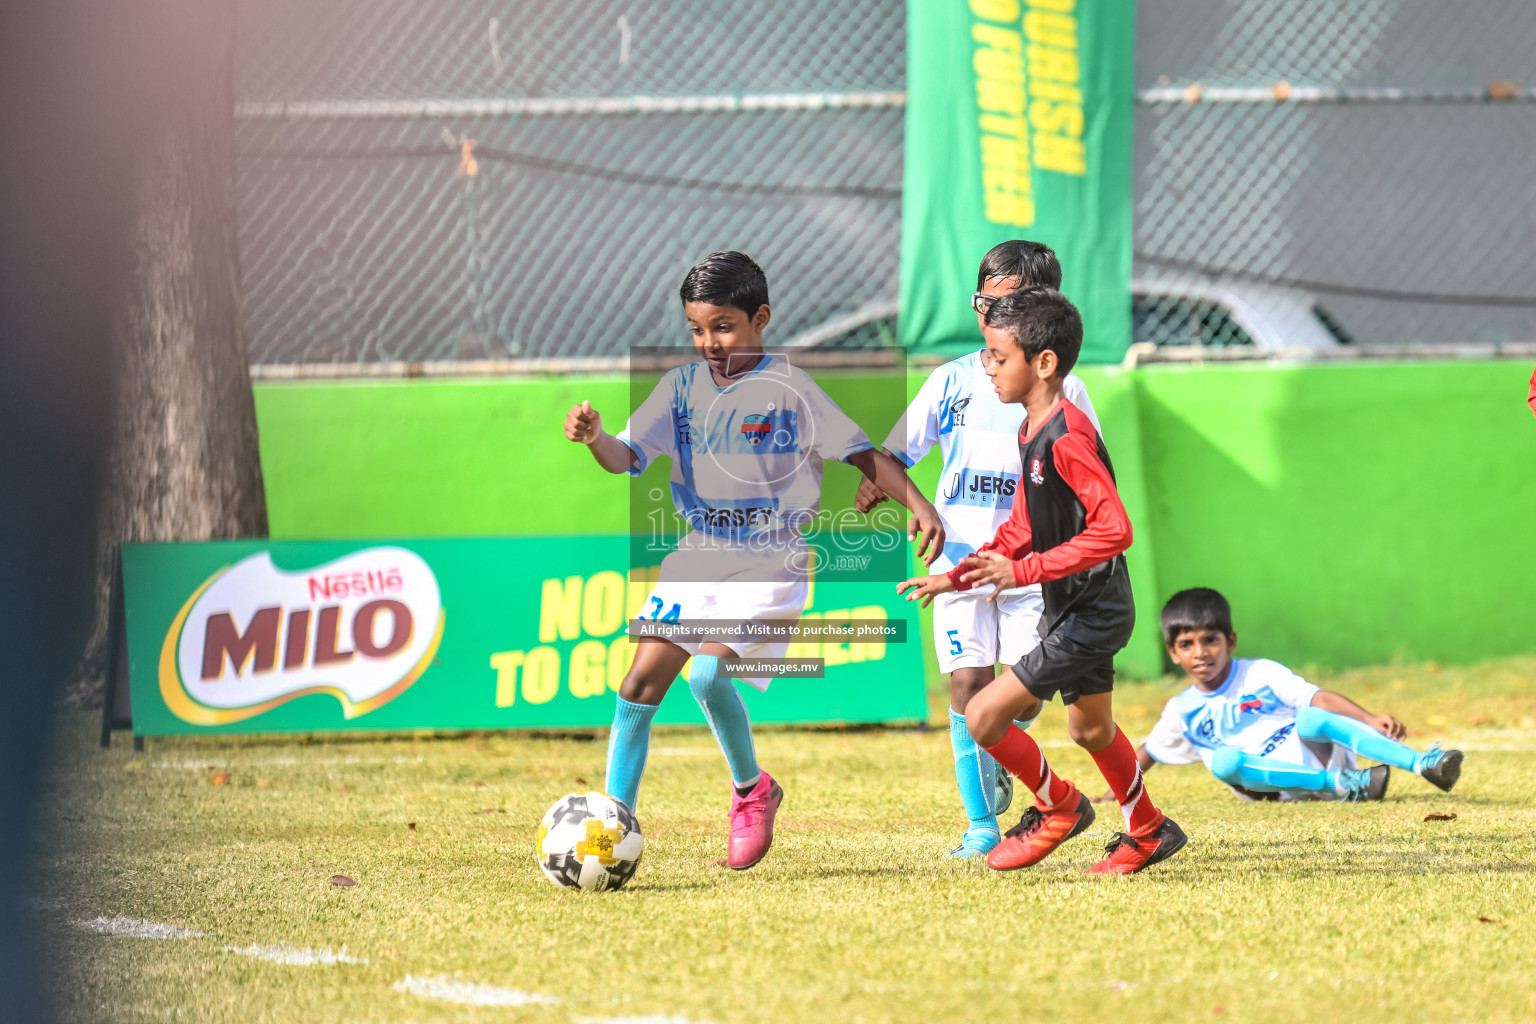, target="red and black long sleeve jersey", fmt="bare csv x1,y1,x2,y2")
947,398,1135,637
